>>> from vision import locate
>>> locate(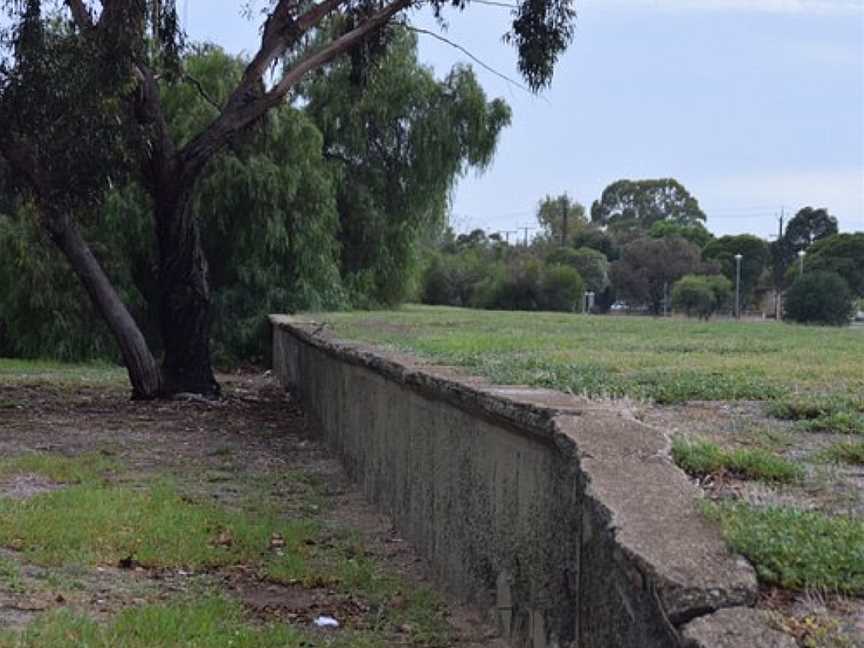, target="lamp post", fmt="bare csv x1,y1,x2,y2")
734,254,743,319
798,249,806,277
